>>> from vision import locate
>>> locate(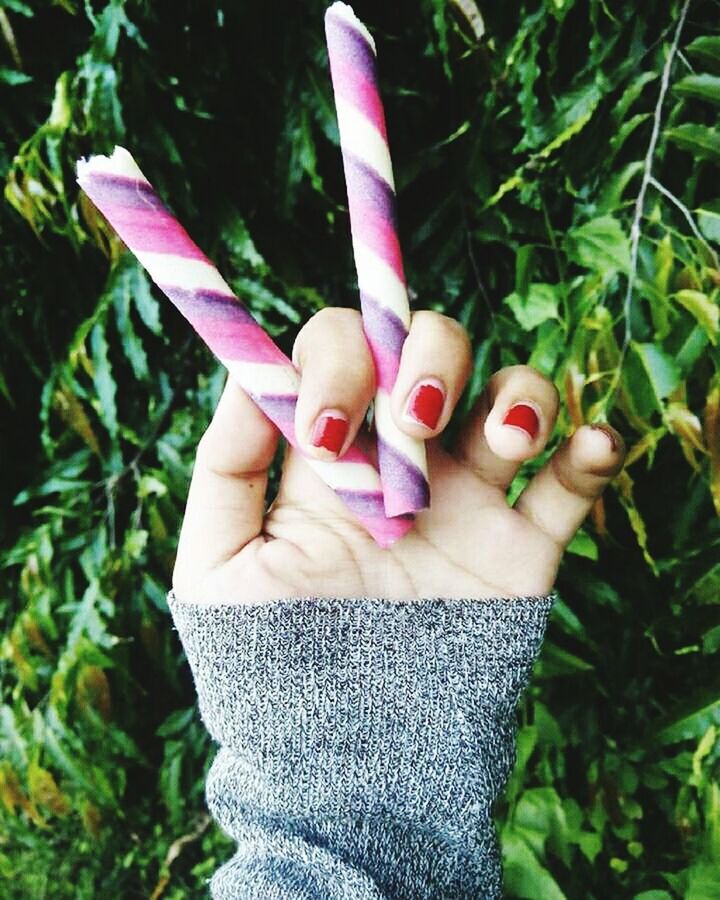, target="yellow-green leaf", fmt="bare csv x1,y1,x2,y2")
674,289,719,344
673,74,720,106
